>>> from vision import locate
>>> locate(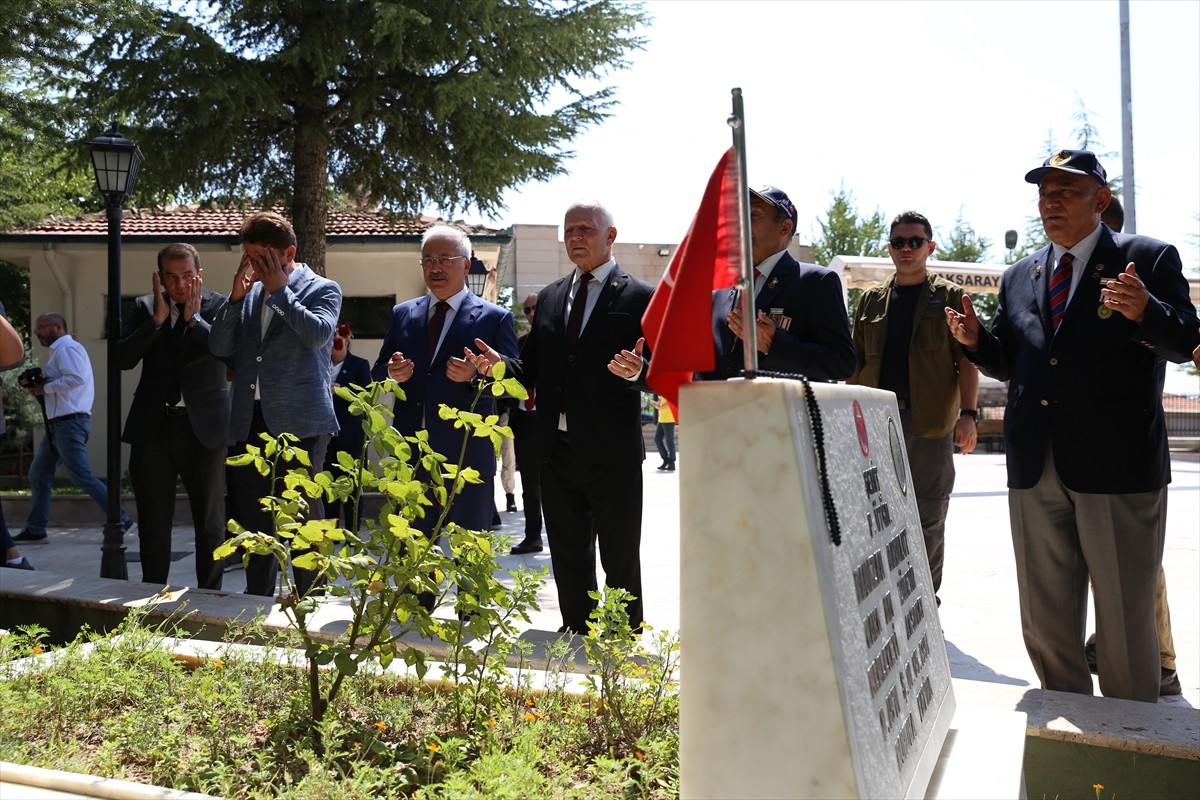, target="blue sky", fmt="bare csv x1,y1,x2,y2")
464,0,1199,275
